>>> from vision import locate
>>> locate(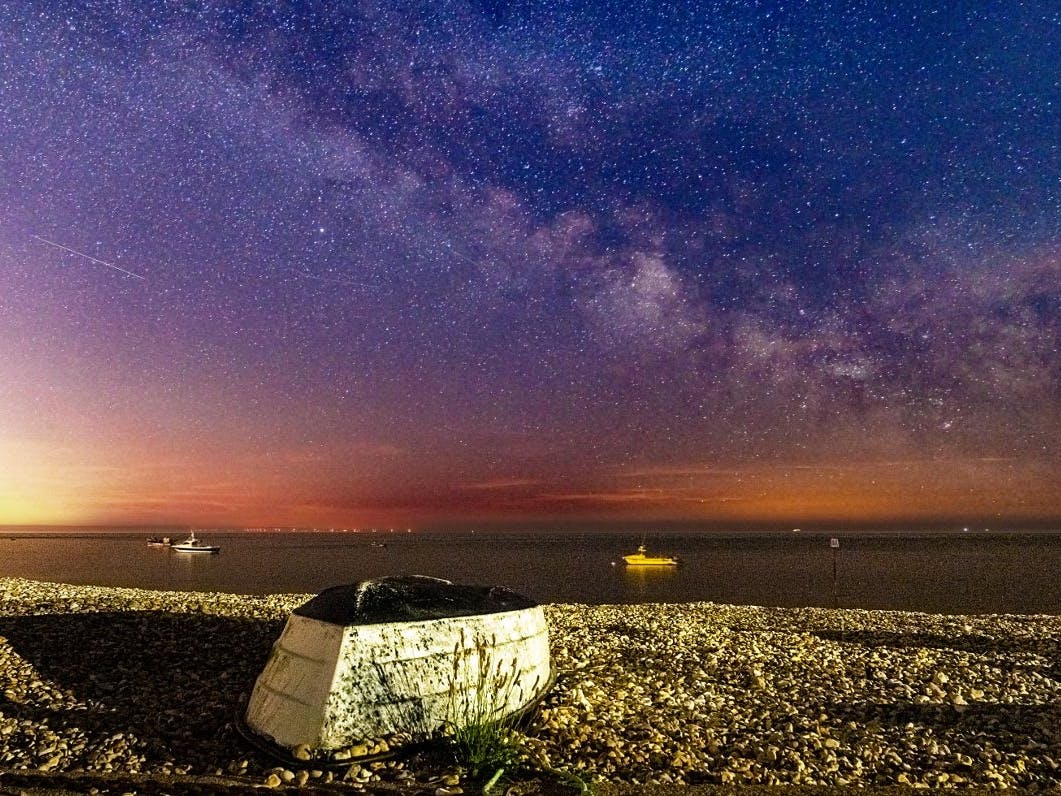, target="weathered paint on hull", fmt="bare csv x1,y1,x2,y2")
245,605,551,751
